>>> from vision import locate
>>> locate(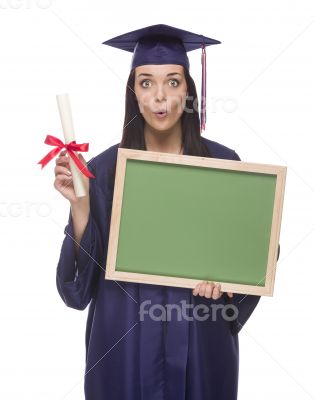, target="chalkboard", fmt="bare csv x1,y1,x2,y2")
105,148,286,296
